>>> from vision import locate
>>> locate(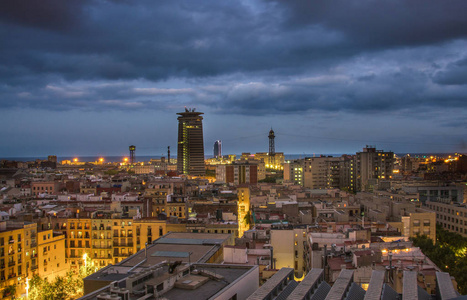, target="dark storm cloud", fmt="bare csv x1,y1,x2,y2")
267,0,467,48
433,57,467,85
0,0,467,117
0,0,90,30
